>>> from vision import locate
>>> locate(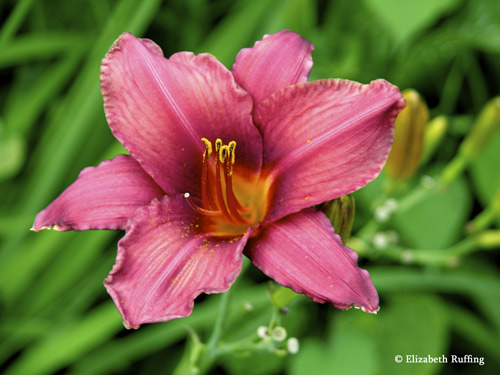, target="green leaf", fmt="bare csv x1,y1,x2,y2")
289,338,333,375
446,302,500,361
362,0,461,45
470,126,500,210
391,170,472,248
198,0,279,67
371,266,500,332
71,284,270,375
0,129,25,181
260,0,317,37
328,325,379,375
0,33,90,68
447,0,500,54
372,295,448,375
4,51,85,135
5,303,122,375
290,295,448,375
